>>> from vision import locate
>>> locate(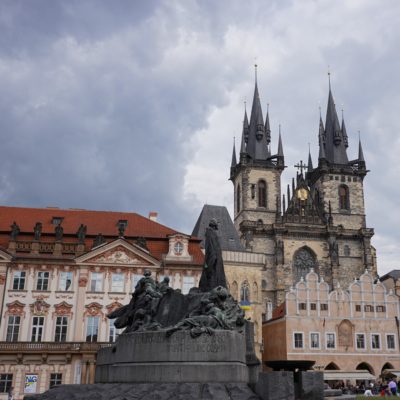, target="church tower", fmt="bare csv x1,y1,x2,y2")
230,69,285,244
230,73,376,307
